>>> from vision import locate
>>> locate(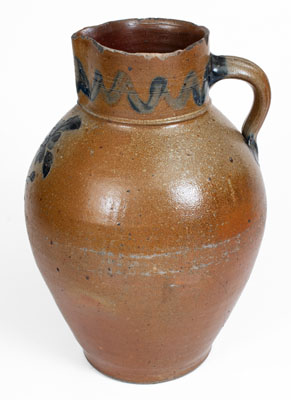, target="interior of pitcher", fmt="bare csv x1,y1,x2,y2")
79,18,208,54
